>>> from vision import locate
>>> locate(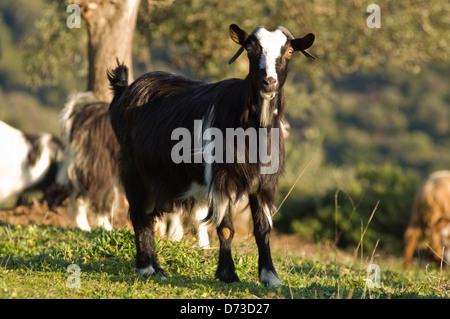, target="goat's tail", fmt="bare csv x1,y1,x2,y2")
60,92,98,144
107,60,130,147
107,60,129,100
